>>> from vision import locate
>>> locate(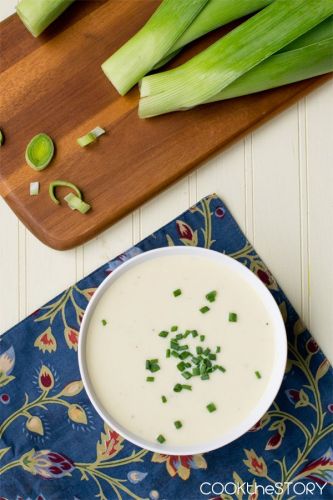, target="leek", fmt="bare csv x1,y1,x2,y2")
281,14,333,52
101,0,210,96
207,38,333,102
16,0,75,37
139,0,333,118
161,0,274,63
